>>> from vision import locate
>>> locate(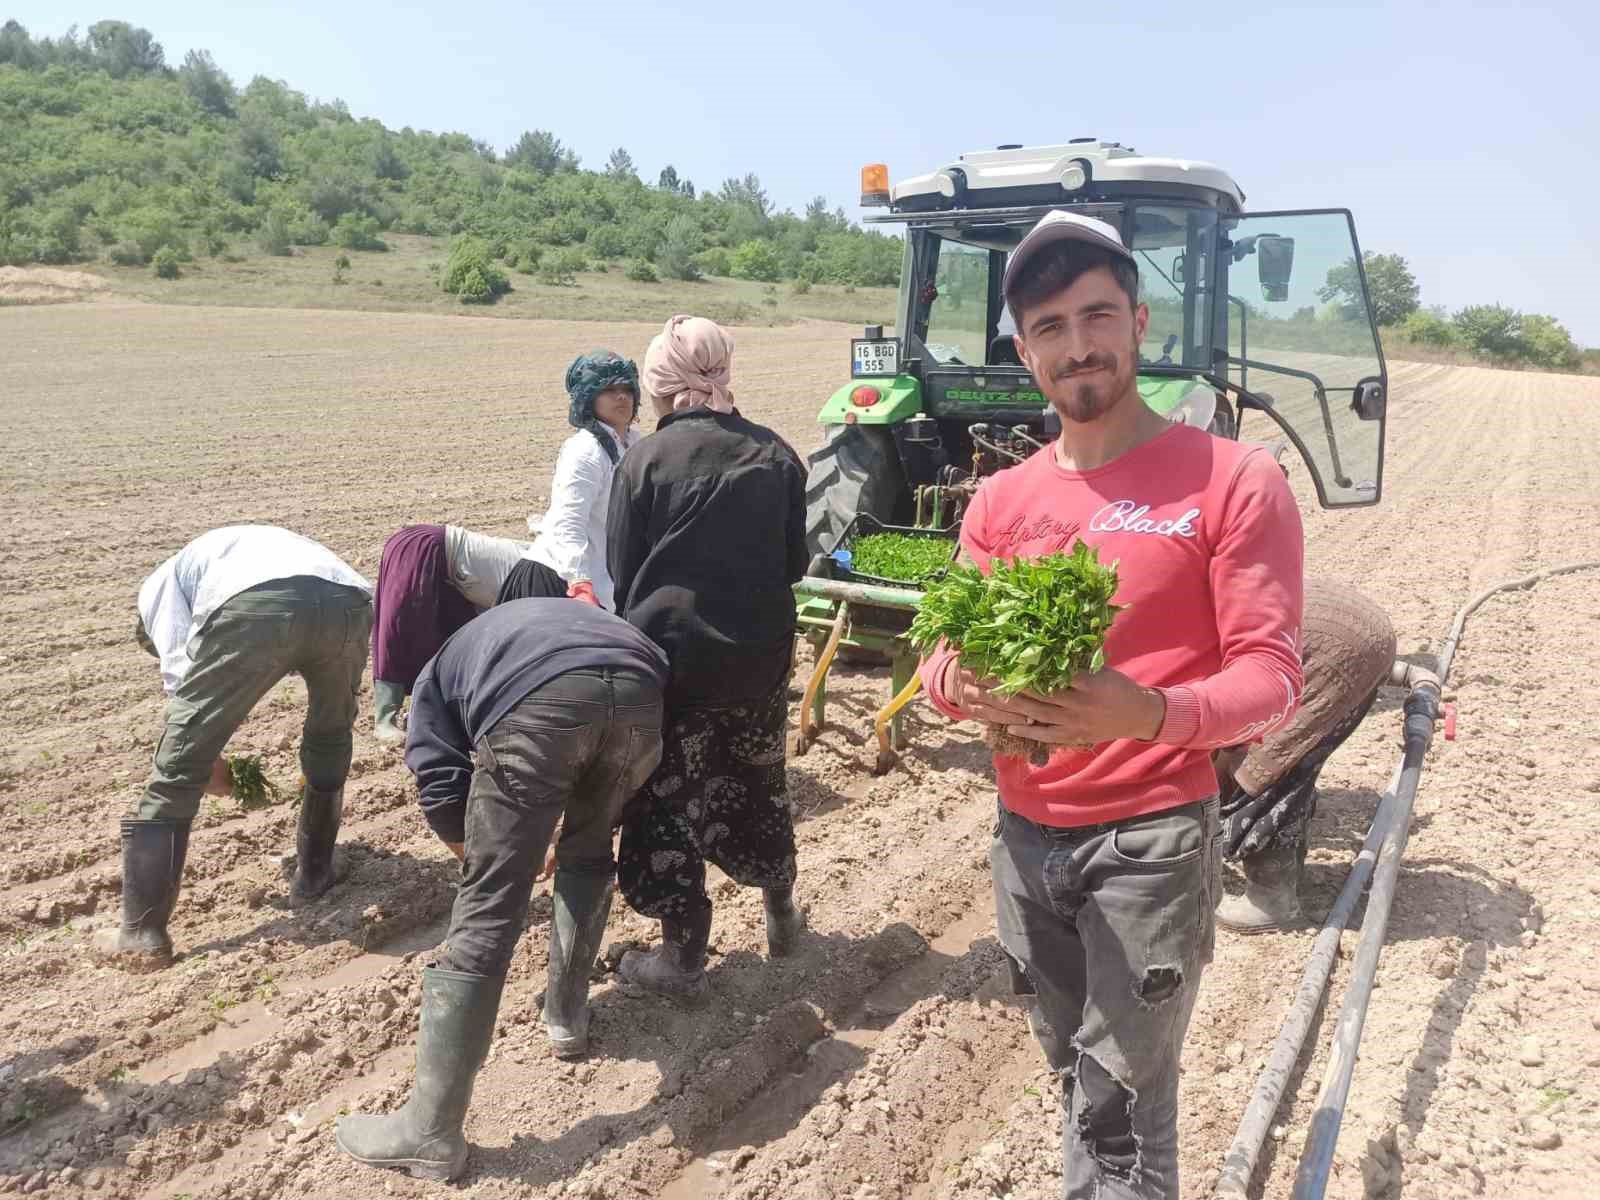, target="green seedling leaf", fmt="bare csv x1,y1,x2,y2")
848,532,955,584
908,541,1123,698
228,755,279,811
